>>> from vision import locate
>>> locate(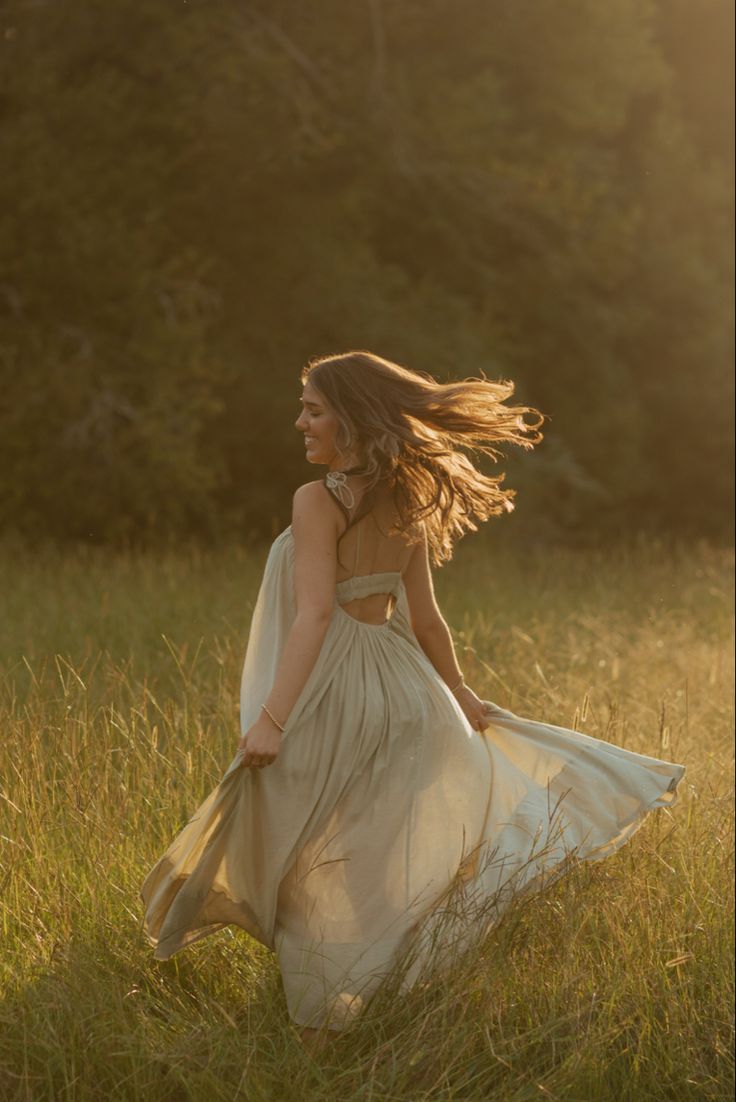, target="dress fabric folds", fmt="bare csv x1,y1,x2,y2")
140,523,686,1031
